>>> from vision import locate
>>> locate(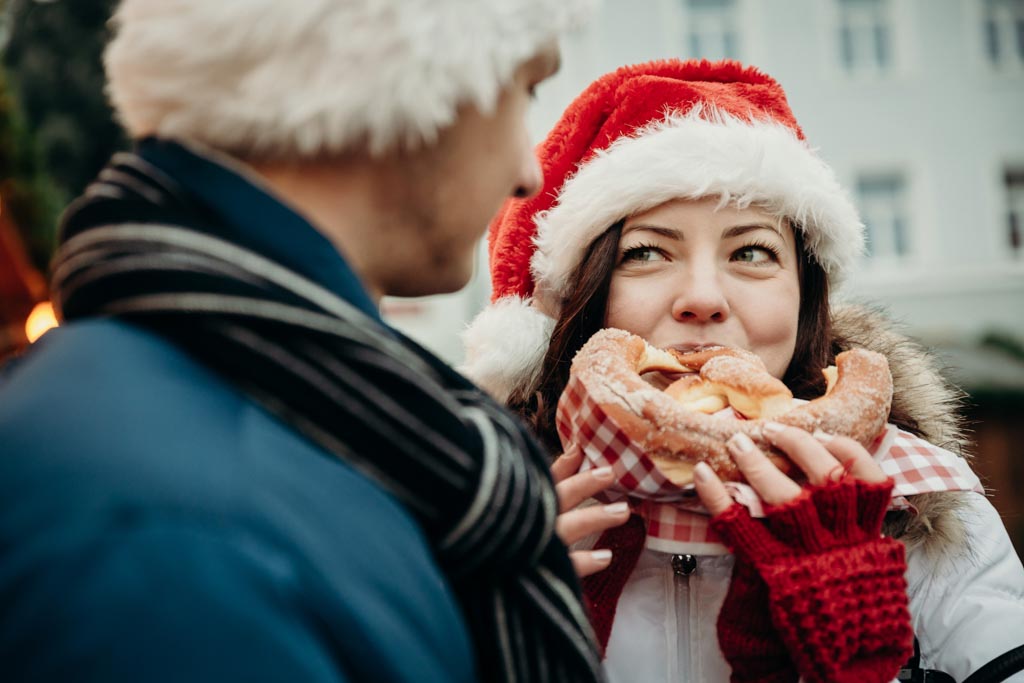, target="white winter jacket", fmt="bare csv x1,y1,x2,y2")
602,491,1024,682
